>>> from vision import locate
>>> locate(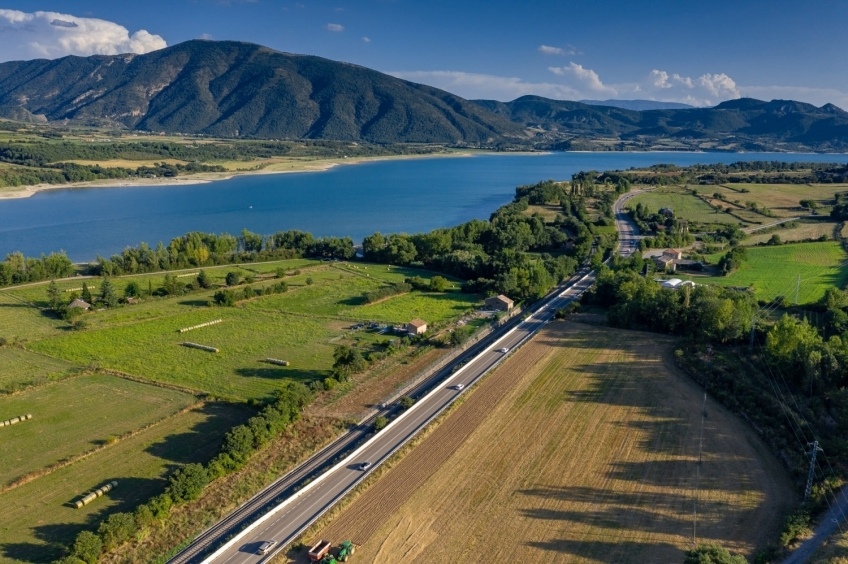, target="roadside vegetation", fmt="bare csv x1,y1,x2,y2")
0,170,617,563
